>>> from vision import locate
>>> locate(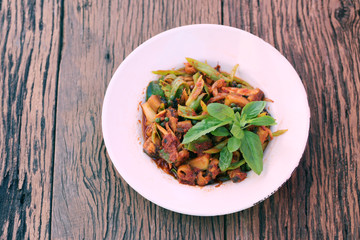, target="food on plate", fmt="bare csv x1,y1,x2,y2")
141,58,286,186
